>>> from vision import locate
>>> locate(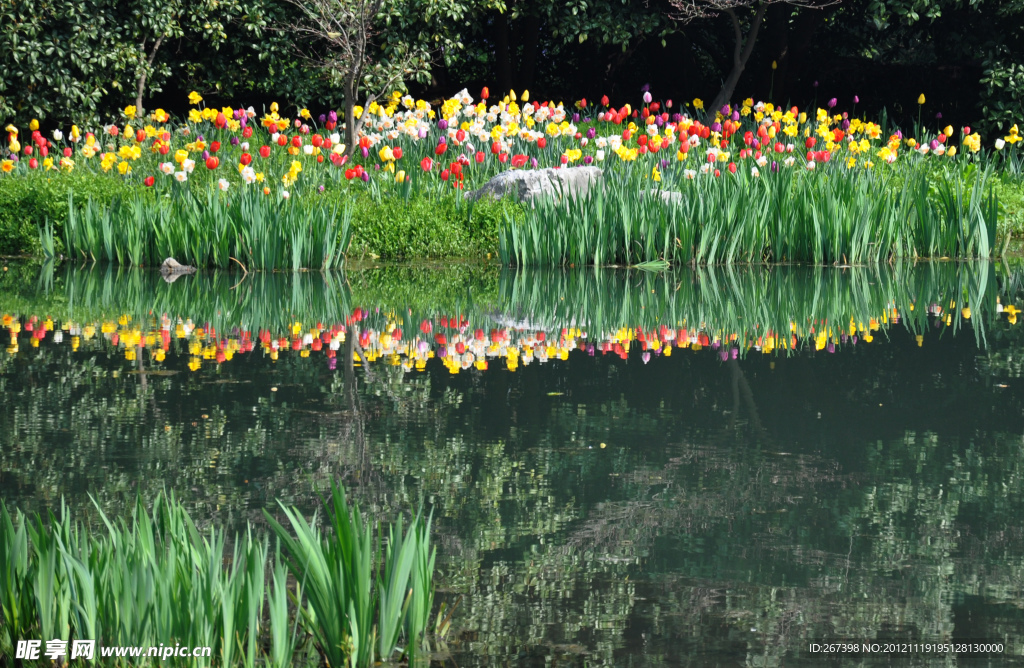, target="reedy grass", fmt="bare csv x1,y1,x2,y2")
0,486,437,667
58,187,353,271
499,159,1001,267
